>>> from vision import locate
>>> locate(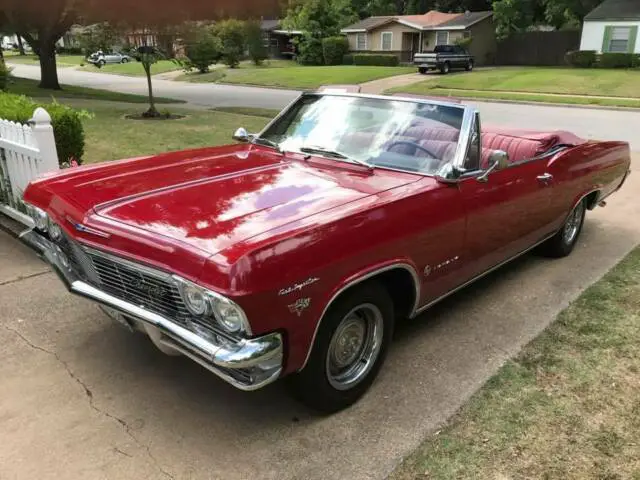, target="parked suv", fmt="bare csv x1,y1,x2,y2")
414,45,474,74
